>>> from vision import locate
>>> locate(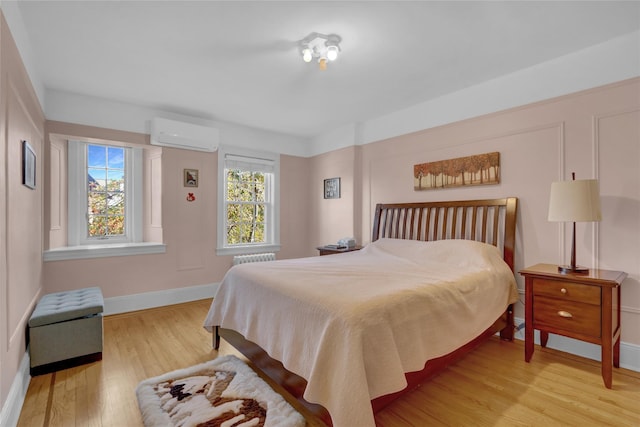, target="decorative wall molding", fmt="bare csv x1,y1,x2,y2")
557,121,569,268
591,114,600,270
592,107,639,315
412,121,567,156
591,106,640,271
